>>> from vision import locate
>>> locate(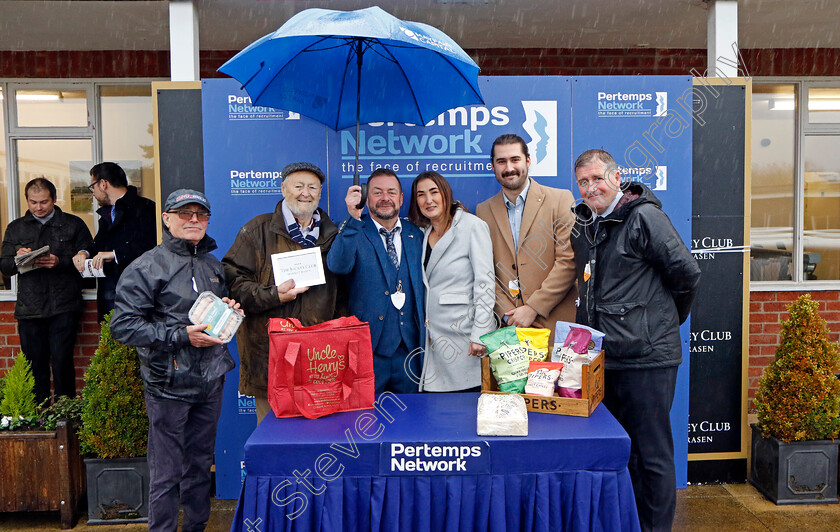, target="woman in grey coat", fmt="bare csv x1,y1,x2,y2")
409,171,496,392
